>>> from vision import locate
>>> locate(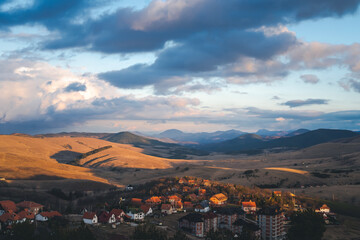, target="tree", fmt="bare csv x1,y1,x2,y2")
288,210,326,240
